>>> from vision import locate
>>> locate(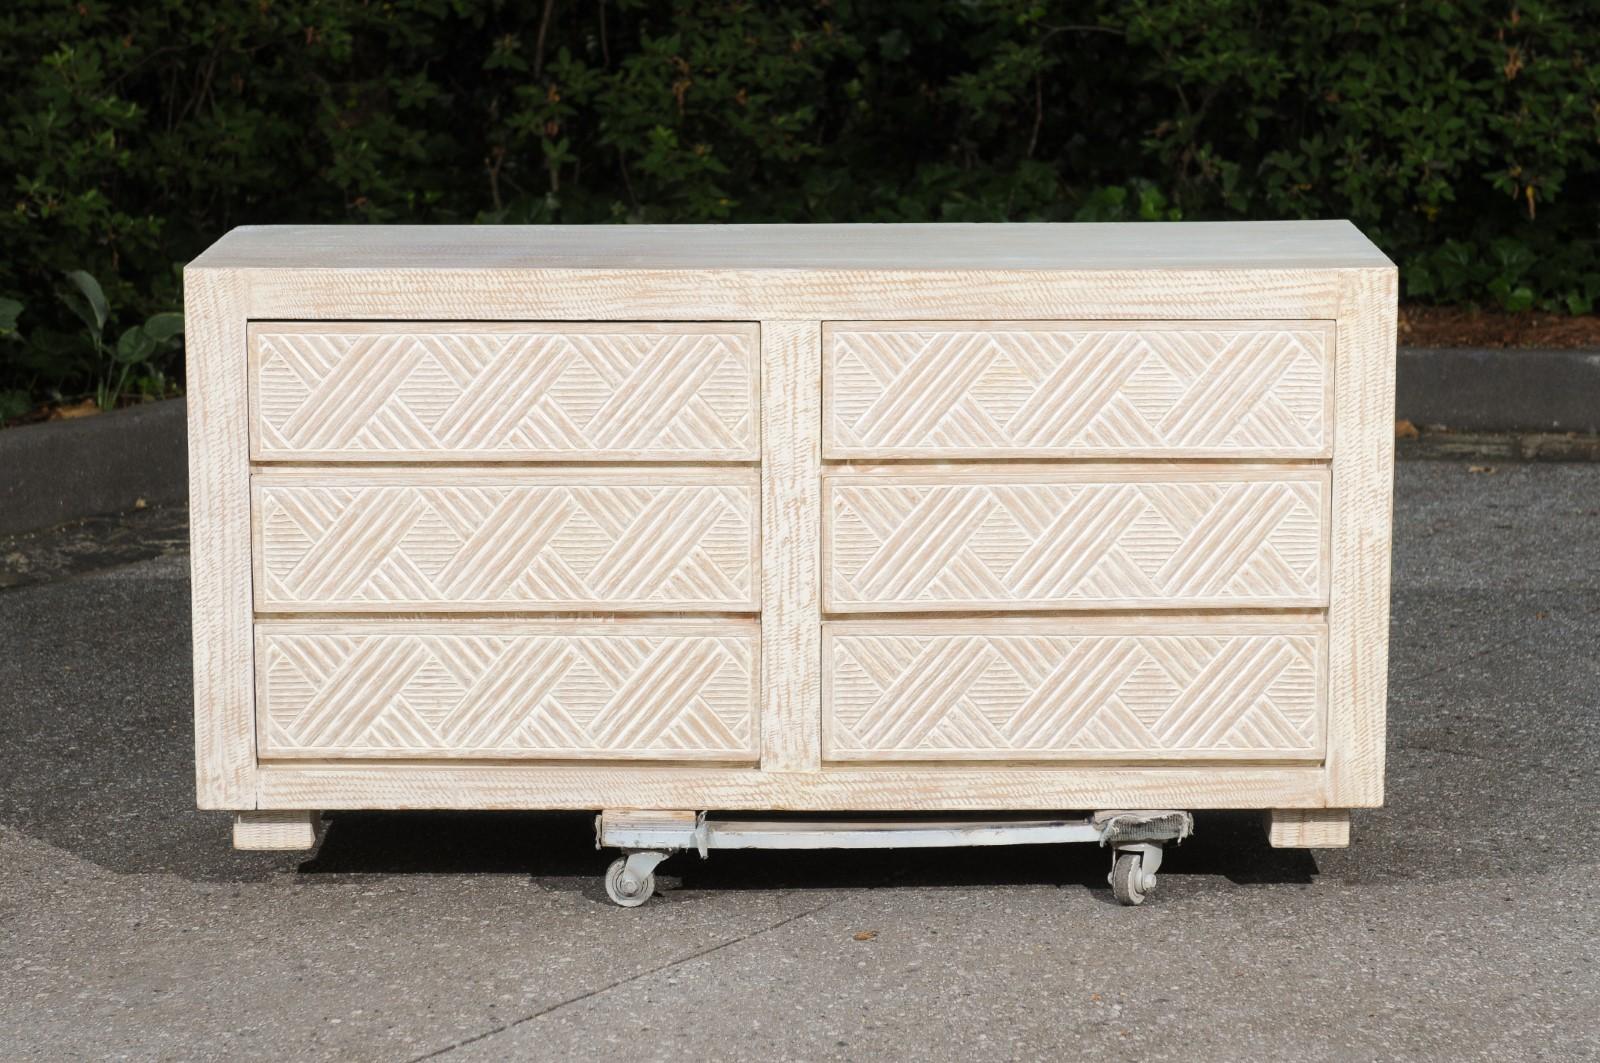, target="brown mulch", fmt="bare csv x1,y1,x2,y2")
3,401,88,429
1400,306,1600,348
1,396,169,430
